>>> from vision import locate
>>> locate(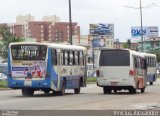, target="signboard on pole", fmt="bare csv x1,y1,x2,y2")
90,23,114,36
131,26,159,38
